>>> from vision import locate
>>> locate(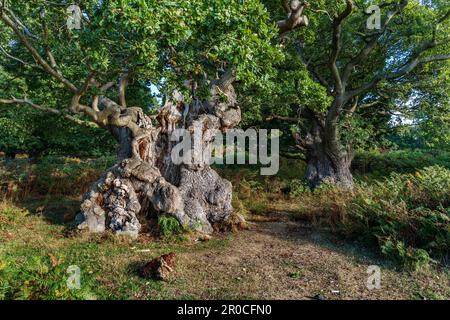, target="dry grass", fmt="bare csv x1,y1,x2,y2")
161,219,449,300
1,194,448,300
1,156,449,300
